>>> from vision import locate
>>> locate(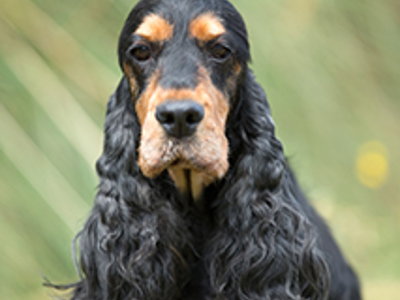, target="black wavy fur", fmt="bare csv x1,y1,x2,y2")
55,0,362,299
